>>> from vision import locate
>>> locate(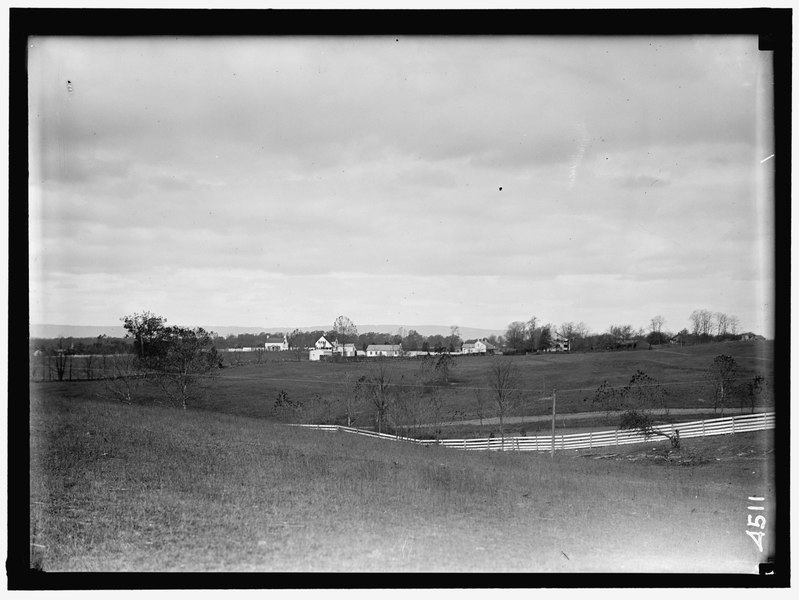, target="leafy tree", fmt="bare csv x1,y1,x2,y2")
486,357,522,450
446,325,462,352
402,329,425,351
425,334,447,353
273,389,303,420
434,353,456,384
121,311,168,358
608,324,634,343
708,354,738,415
504,321,527,354
742,375,765,414
150,326,218,410
120,312,218,410
287,329,305,361
536,325,552,351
